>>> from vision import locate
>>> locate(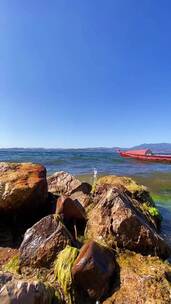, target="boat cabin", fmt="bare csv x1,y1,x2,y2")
127,149,153,156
